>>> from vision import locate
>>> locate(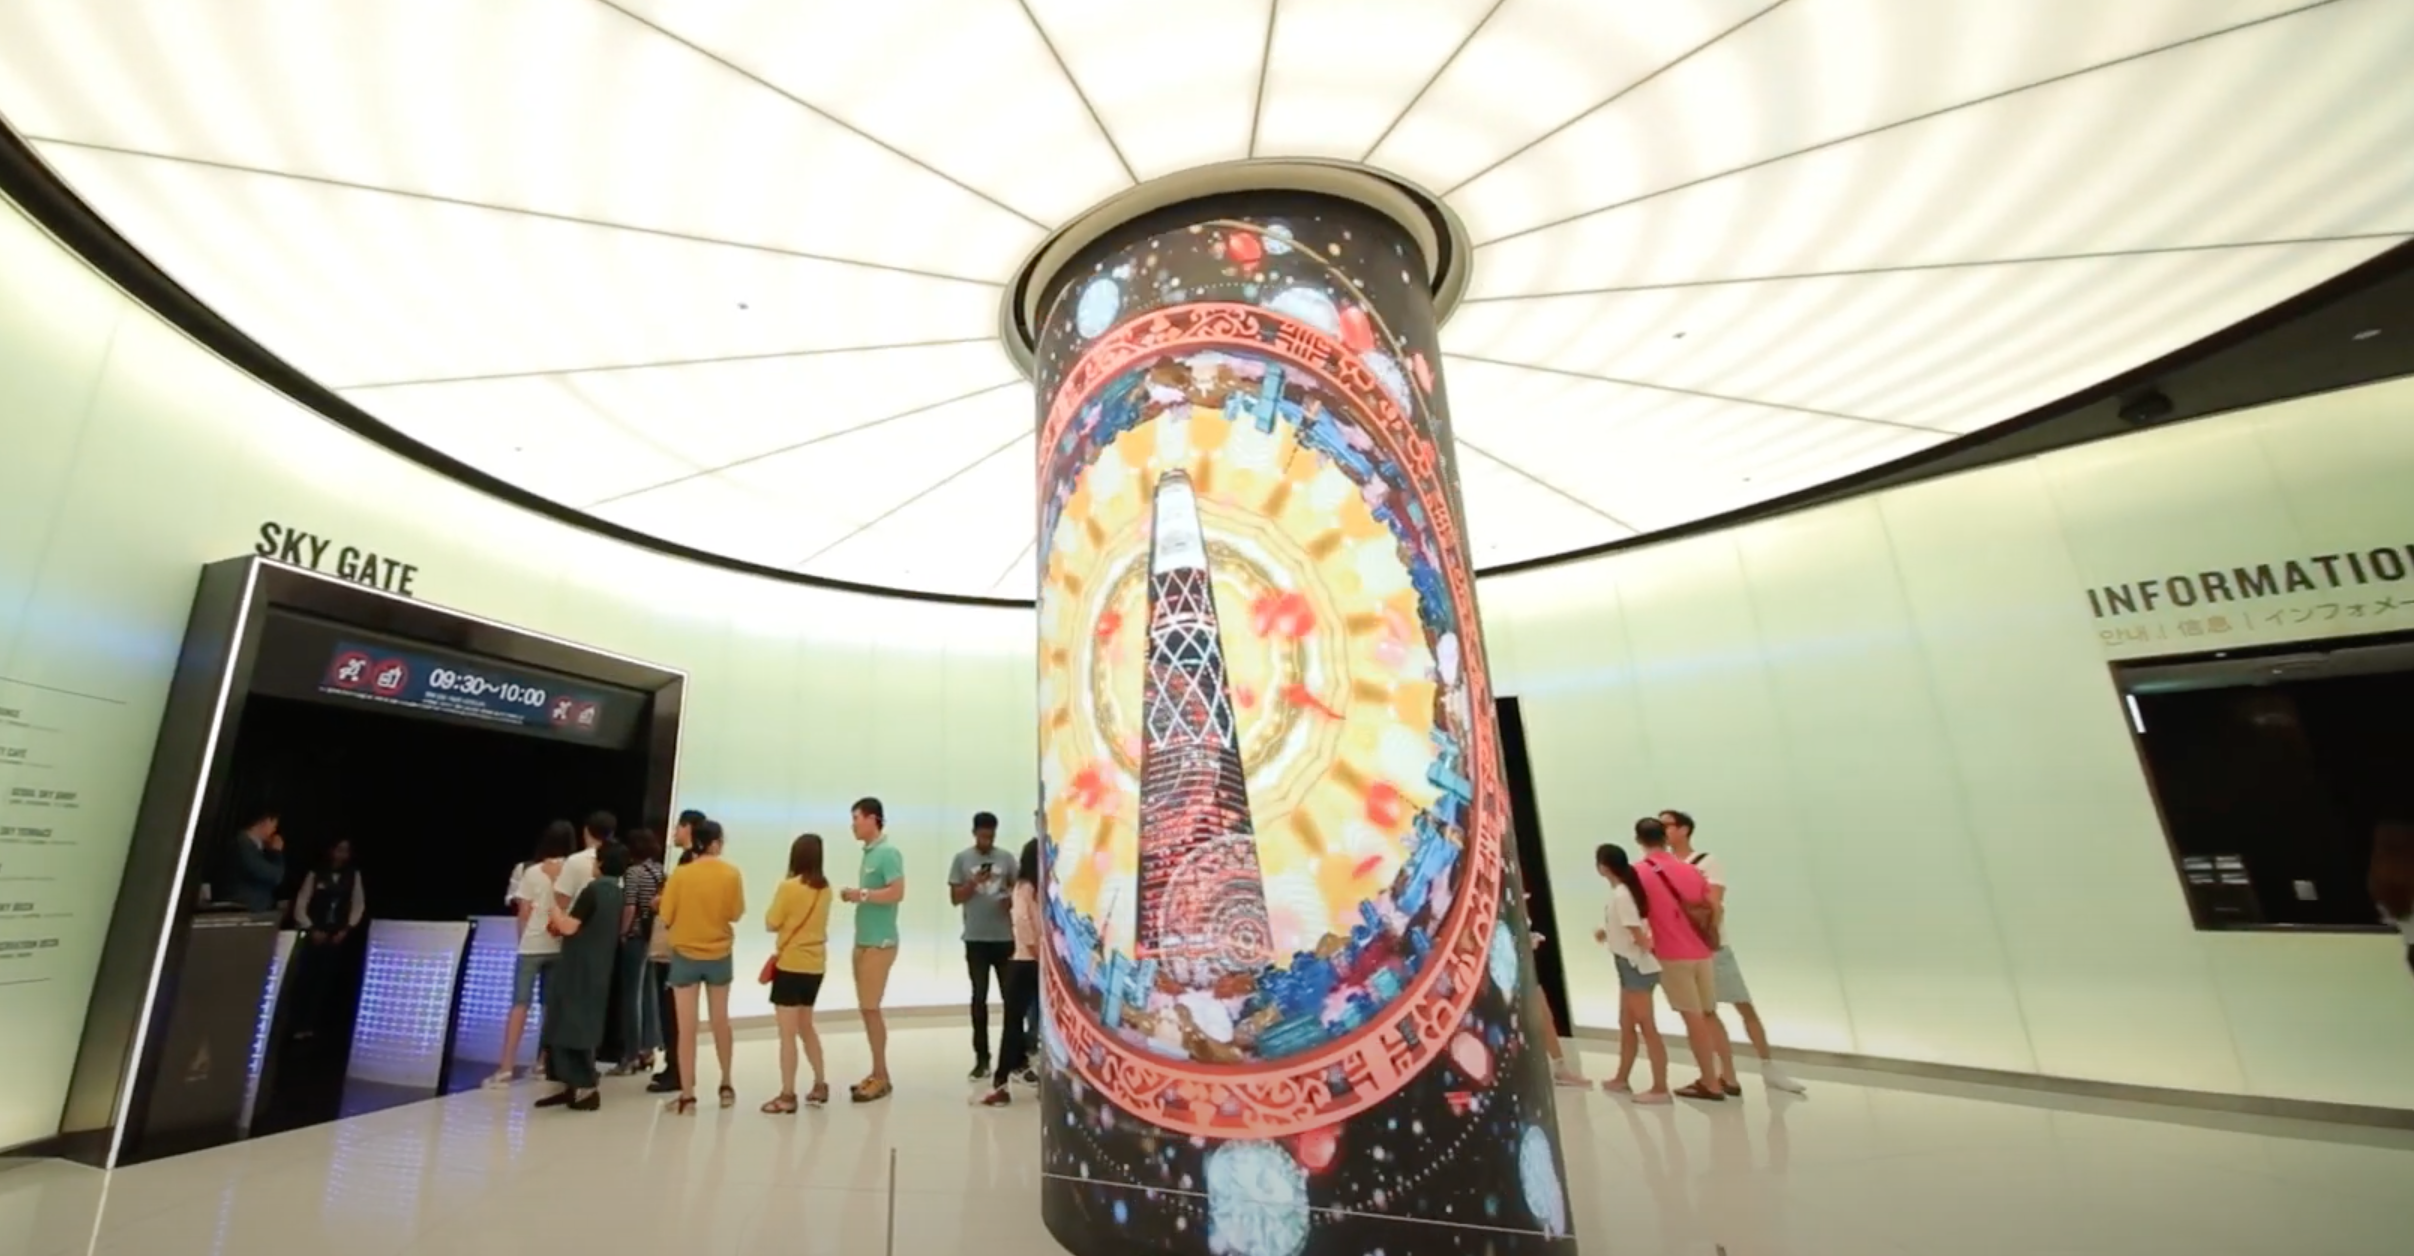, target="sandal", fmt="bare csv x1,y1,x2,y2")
718,1084,737,1110
665,1094,696,1115
849,1077,893,1104
761,1093,798,1115
804,1083,830,1107
1674,1081,1726,1102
